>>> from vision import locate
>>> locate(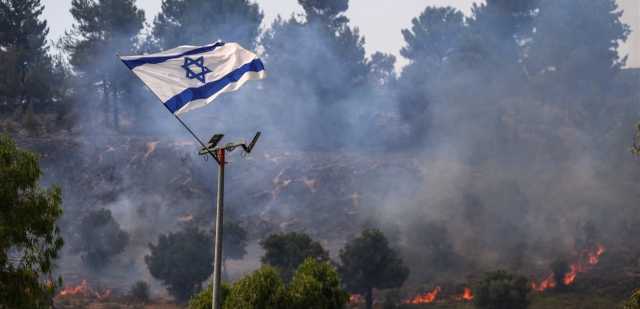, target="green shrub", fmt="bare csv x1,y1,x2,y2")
223,266,289,309
624,289,640,309
188,283,231,309
288,258,348,309
474,270,530,309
